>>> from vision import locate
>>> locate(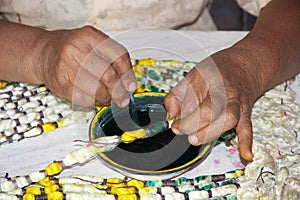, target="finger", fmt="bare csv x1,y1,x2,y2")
94,81,111,105
235,106,254,160
180,82,200,118
73,50,111,99
93,65,129,107
107,74,130,108
188,98,240,145
166,63,219,119
112,53,137,93
73,64,102,95
94,37,136,92
164,78,190,118
171,87,230,136
80,50,112,78
71,86,96,108
164,91,182,119
171,96,212,135
77,51,129,107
